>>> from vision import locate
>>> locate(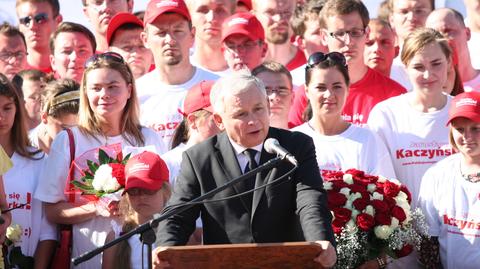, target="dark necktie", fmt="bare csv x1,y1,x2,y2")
243,149,258,206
